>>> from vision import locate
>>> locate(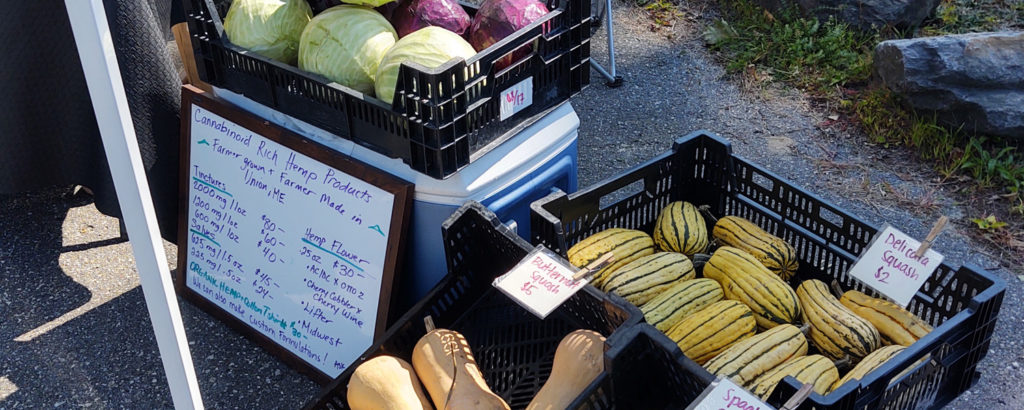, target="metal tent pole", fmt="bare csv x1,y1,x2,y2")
591,0,623,87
